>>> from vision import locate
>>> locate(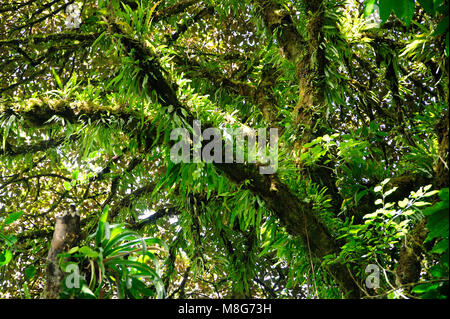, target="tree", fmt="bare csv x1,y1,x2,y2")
0,0,448,299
